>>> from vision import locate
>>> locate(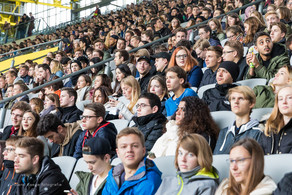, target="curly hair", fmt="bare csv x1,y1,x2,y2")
173,96,219,140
